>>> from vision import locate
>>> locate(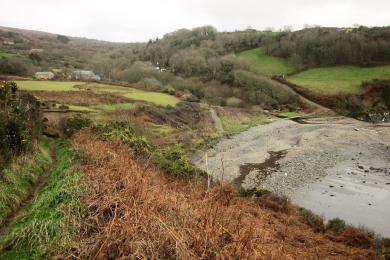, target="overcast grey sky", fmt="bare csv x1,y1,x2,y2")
1,0,389,42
